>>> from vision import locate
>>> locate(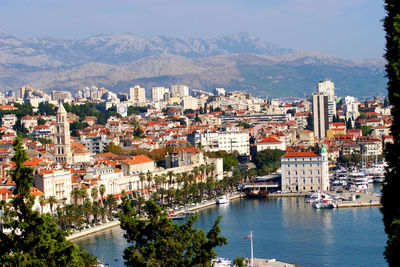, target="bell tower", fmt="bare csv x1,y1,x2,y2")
54,102,72,165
